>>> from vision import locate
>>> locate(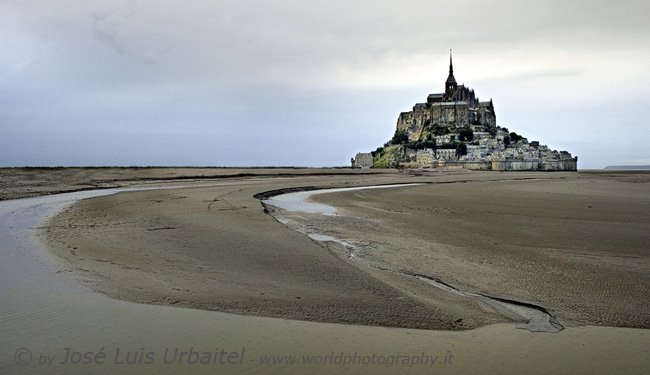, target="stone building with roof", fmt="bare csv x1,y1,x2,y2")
351,152,373,168
396,51,496,141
